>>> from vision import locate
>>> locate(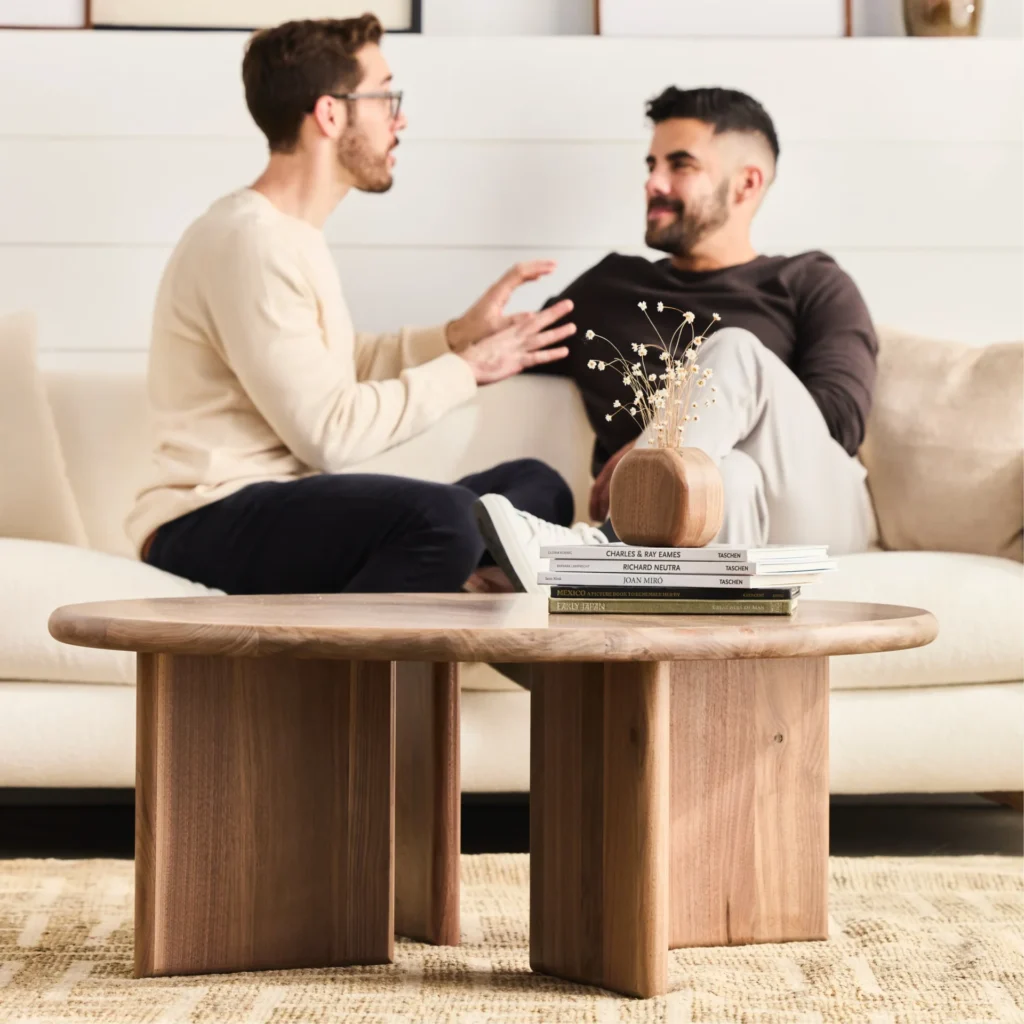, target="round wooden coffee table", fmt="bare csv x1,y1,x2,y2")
50,594,936,997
